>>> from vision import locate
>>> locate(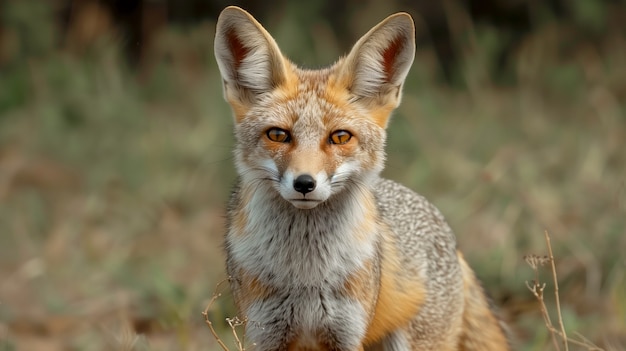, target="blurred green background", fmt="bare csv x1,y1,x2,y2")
0,0,625,350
